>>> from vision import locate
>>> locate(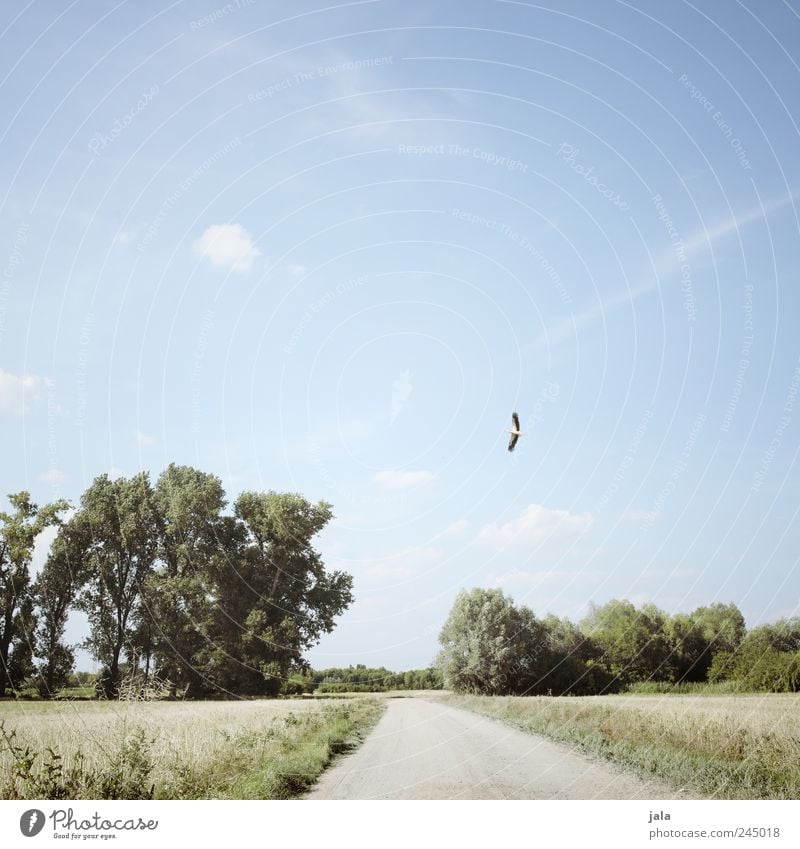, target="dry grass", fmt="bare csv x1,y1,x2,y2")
0,697,384,799
0,699,316,780
597,693,800,737
444,693,800,799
